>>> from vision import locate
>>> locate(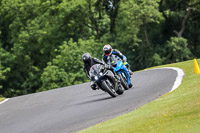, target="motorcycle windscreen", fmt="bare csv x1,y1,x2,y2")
89,64,103,77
